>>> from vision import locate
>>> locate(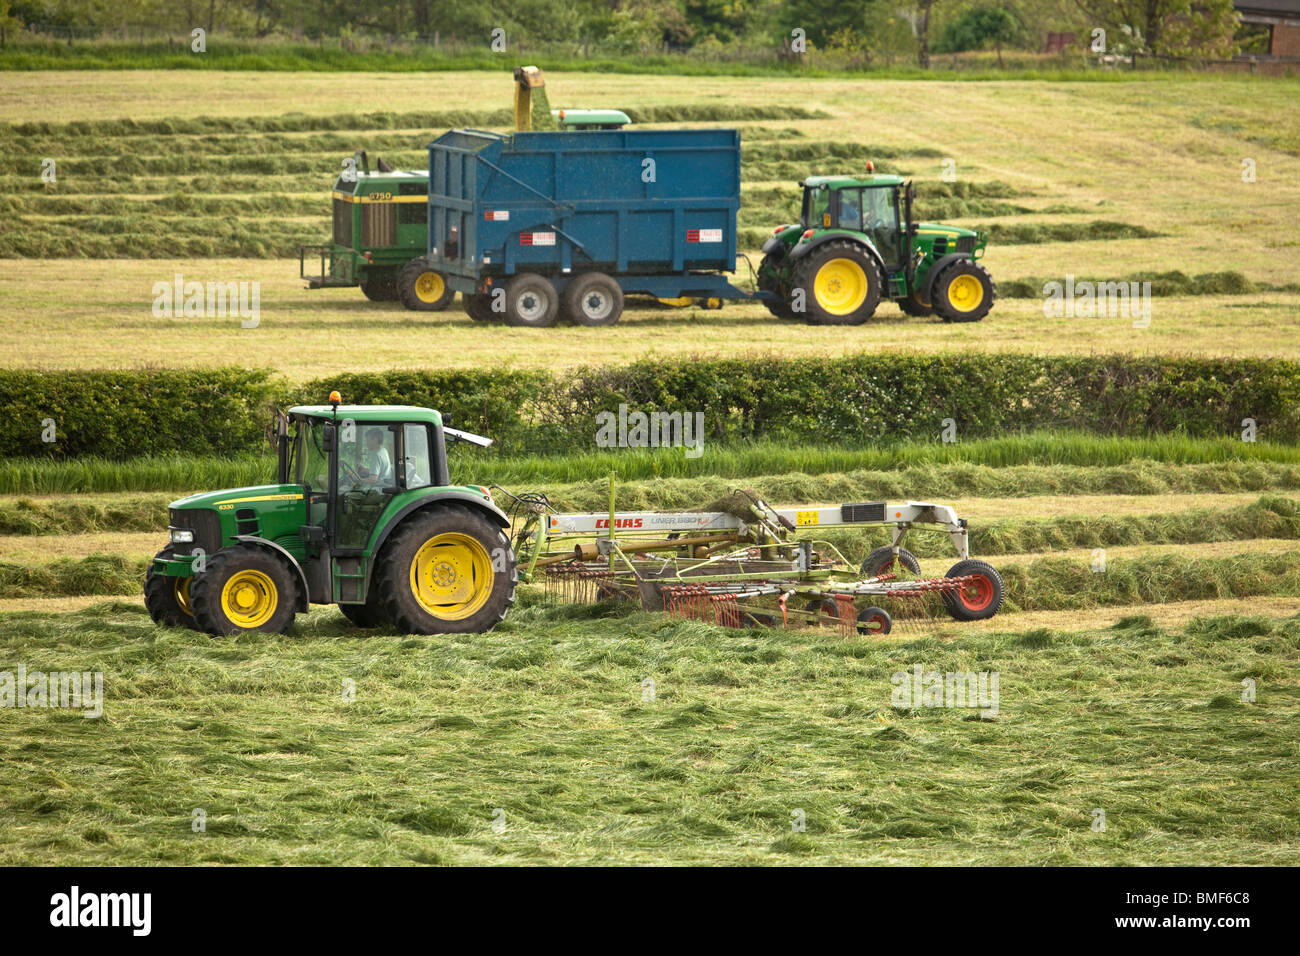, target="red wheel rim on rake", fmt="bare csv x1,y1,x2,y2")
956,573,996,613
